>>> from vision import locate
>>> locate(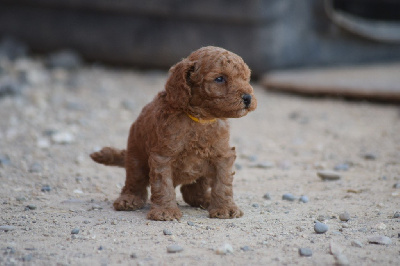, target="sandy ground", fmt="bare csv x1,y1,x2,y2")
0,56,399,265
